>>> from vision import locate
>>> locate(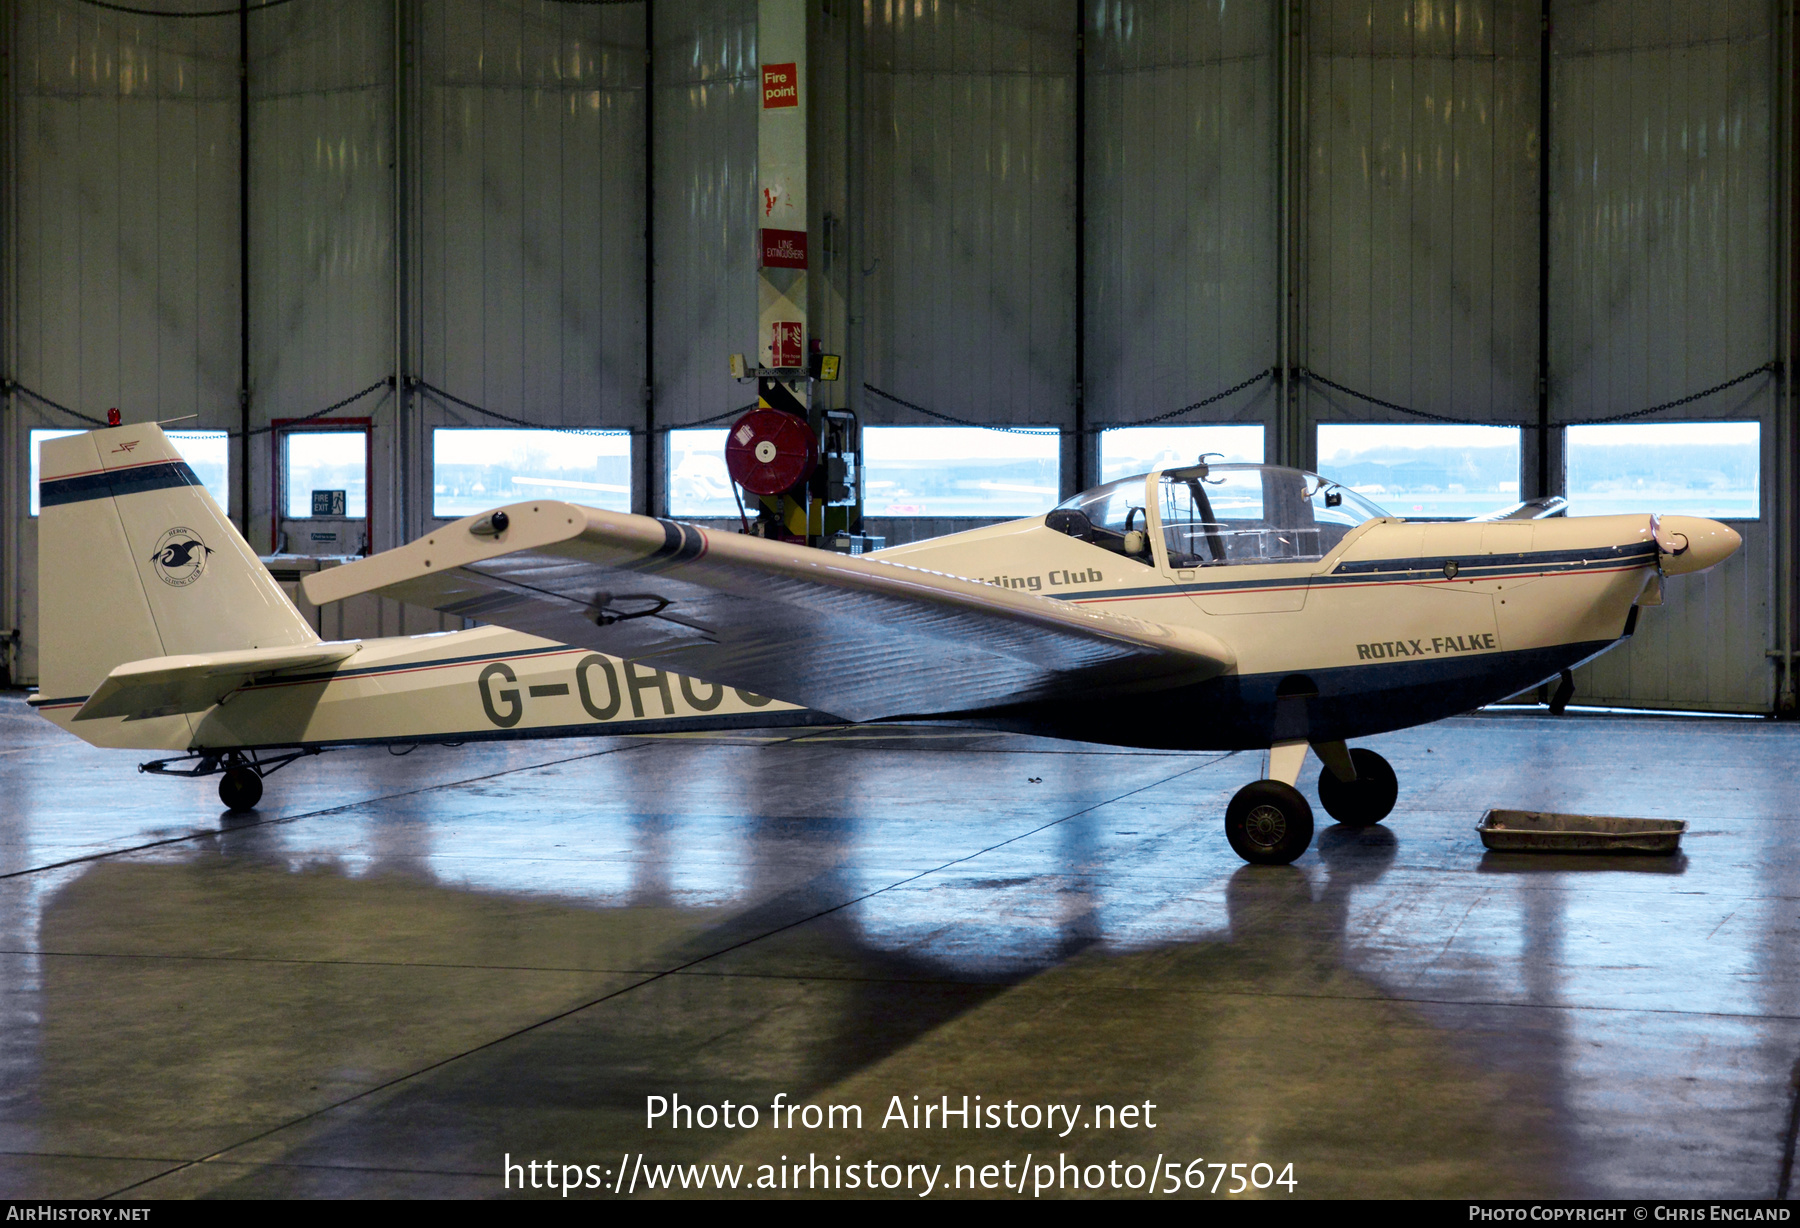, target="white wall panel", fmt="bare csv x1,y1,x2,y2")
1555,0,1776,712
652,0,757,428
1303,0,1540,428
12,0,239,426
416,0,645,429
858,0,1075,429
1550,0,1773,421
1086,0,1278,432
250,0,393,423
